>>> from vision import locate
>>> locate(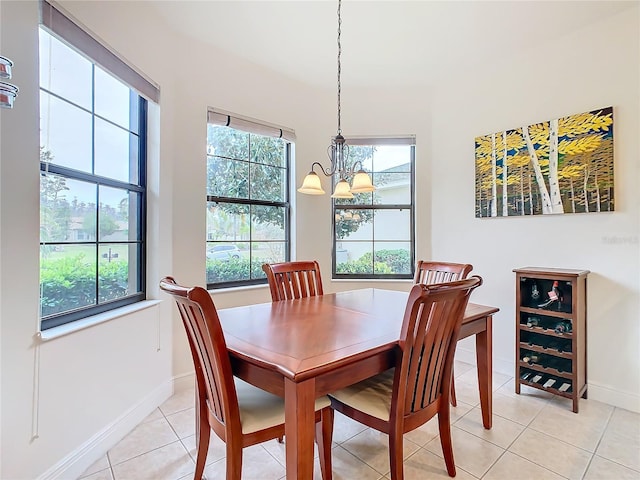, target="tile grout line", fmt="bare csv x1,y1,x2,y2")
472,387,551,479
578,406,619,479
506,450,572,479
